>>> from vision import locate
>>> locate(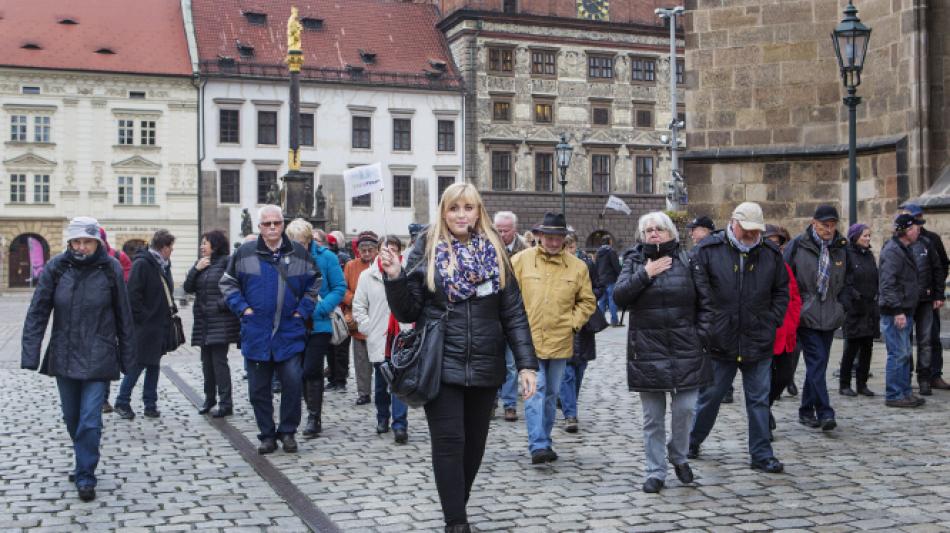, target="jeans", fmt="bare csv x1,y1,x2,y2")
424,384,496,527
931,308,944,379
374,363,407,431
598,283,619,324
882,315,915,401
200,344,232,409
352,338,372,397
115,363,160,411
524,358,568,453
56,378,108,489
640,389,698,481
690,357,775,463
798,327,836,421
496,346,518,410
840,336,873,390
913,302,934,381
558,360,588,419
247,355,303,441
